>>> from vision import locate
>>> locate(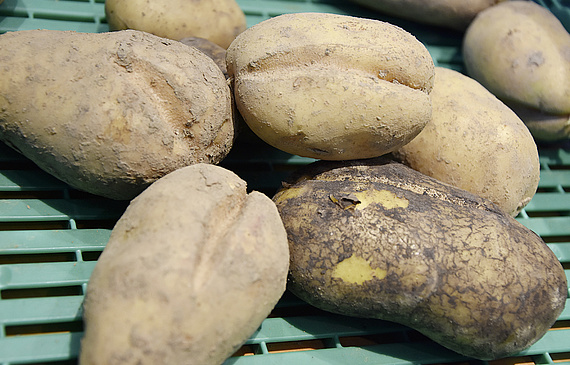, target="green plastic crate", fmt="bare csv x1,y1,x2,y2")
0,1,569,364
